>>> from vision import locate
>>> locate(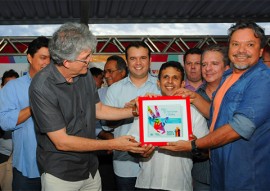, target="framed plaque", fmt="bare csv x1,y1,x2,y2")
138,96,192,146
